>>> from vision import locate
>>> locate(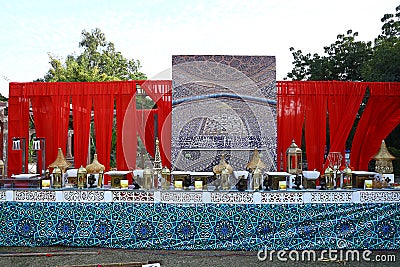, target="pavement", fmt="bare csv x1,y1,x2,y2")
0,246,399,267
